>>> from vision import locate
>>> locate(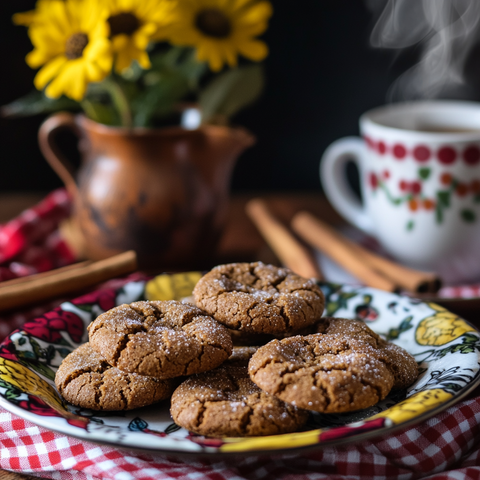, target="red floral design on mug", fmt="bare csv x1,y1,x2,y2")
368,166,480,229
